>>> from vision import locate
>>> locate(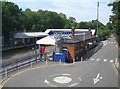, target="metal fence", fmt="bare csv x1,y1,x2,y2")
0,53,43,81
